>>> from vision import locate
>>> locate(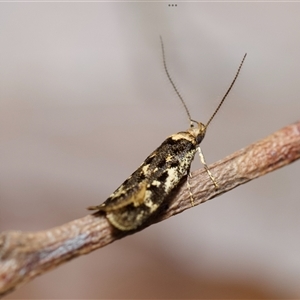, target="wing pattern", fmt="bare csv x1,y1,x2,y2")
88,132,198,230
